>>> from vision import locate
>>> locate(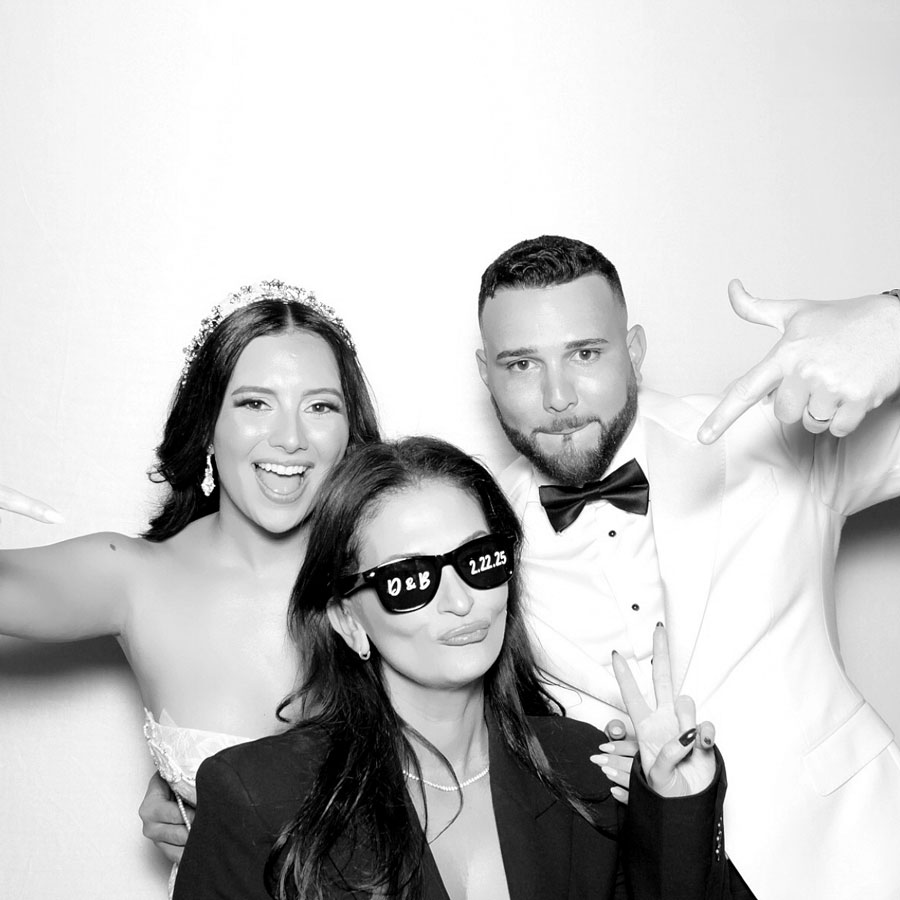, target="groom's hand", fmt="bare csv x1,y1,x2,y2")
699,281,900,444
139,772,191,864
